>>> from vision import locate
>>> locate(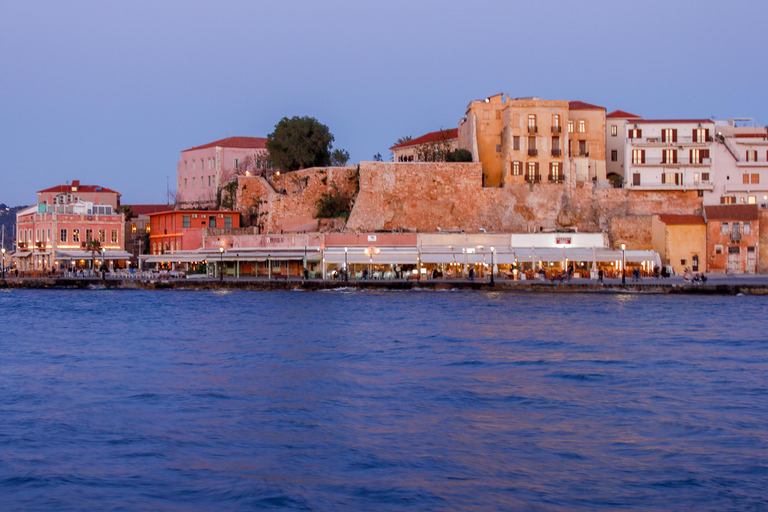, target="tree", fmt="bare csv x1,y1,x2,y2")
394,135,413,146
414,129,454,162
331,148,350,166
84,238,101,270
266,116,334,172
445,149,473,162
373,153,383,162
